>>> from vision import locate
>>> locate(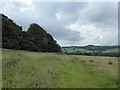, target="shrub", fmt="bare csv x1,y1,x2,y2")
108,61,113,65
89,60,93,63
81,60,85,62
